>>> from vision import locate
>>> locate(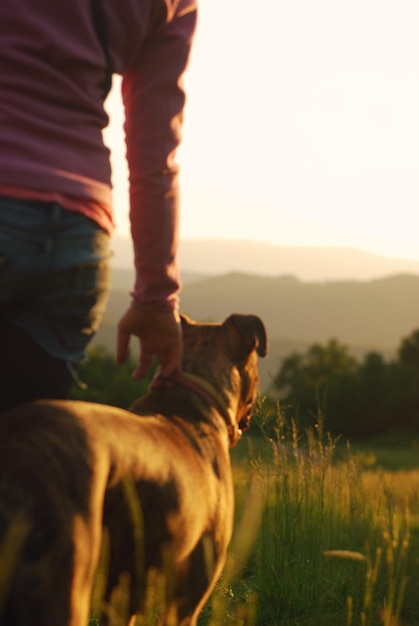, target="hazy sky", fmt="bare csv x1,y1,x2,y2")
104,0,419,261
